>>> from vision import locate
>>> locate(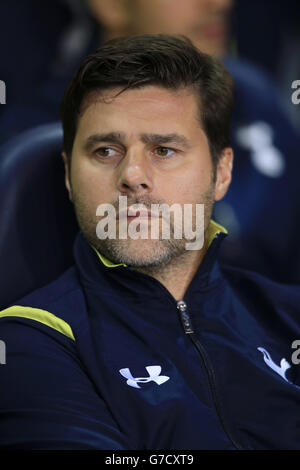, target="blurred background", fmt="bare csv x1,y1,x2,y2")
0,0,299,143
0,0,300,286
